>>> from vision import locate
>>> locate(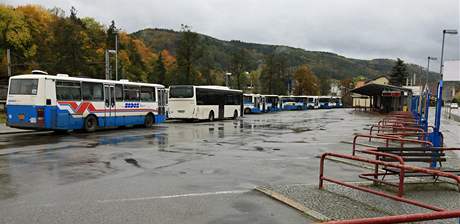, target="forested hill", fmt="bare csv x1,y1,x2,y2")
132,28,424,81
